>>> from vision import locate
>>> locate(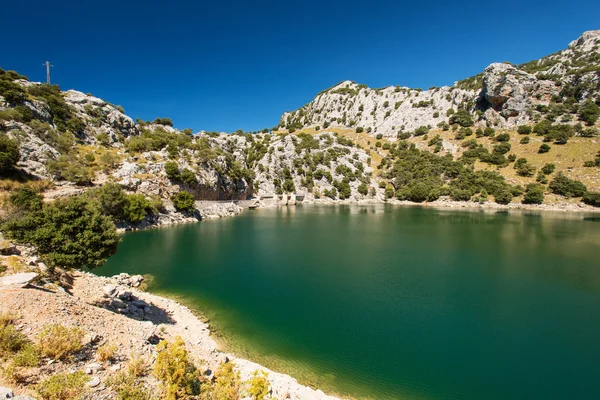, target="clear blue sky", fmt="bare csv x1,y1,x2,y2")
1,0,598,132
